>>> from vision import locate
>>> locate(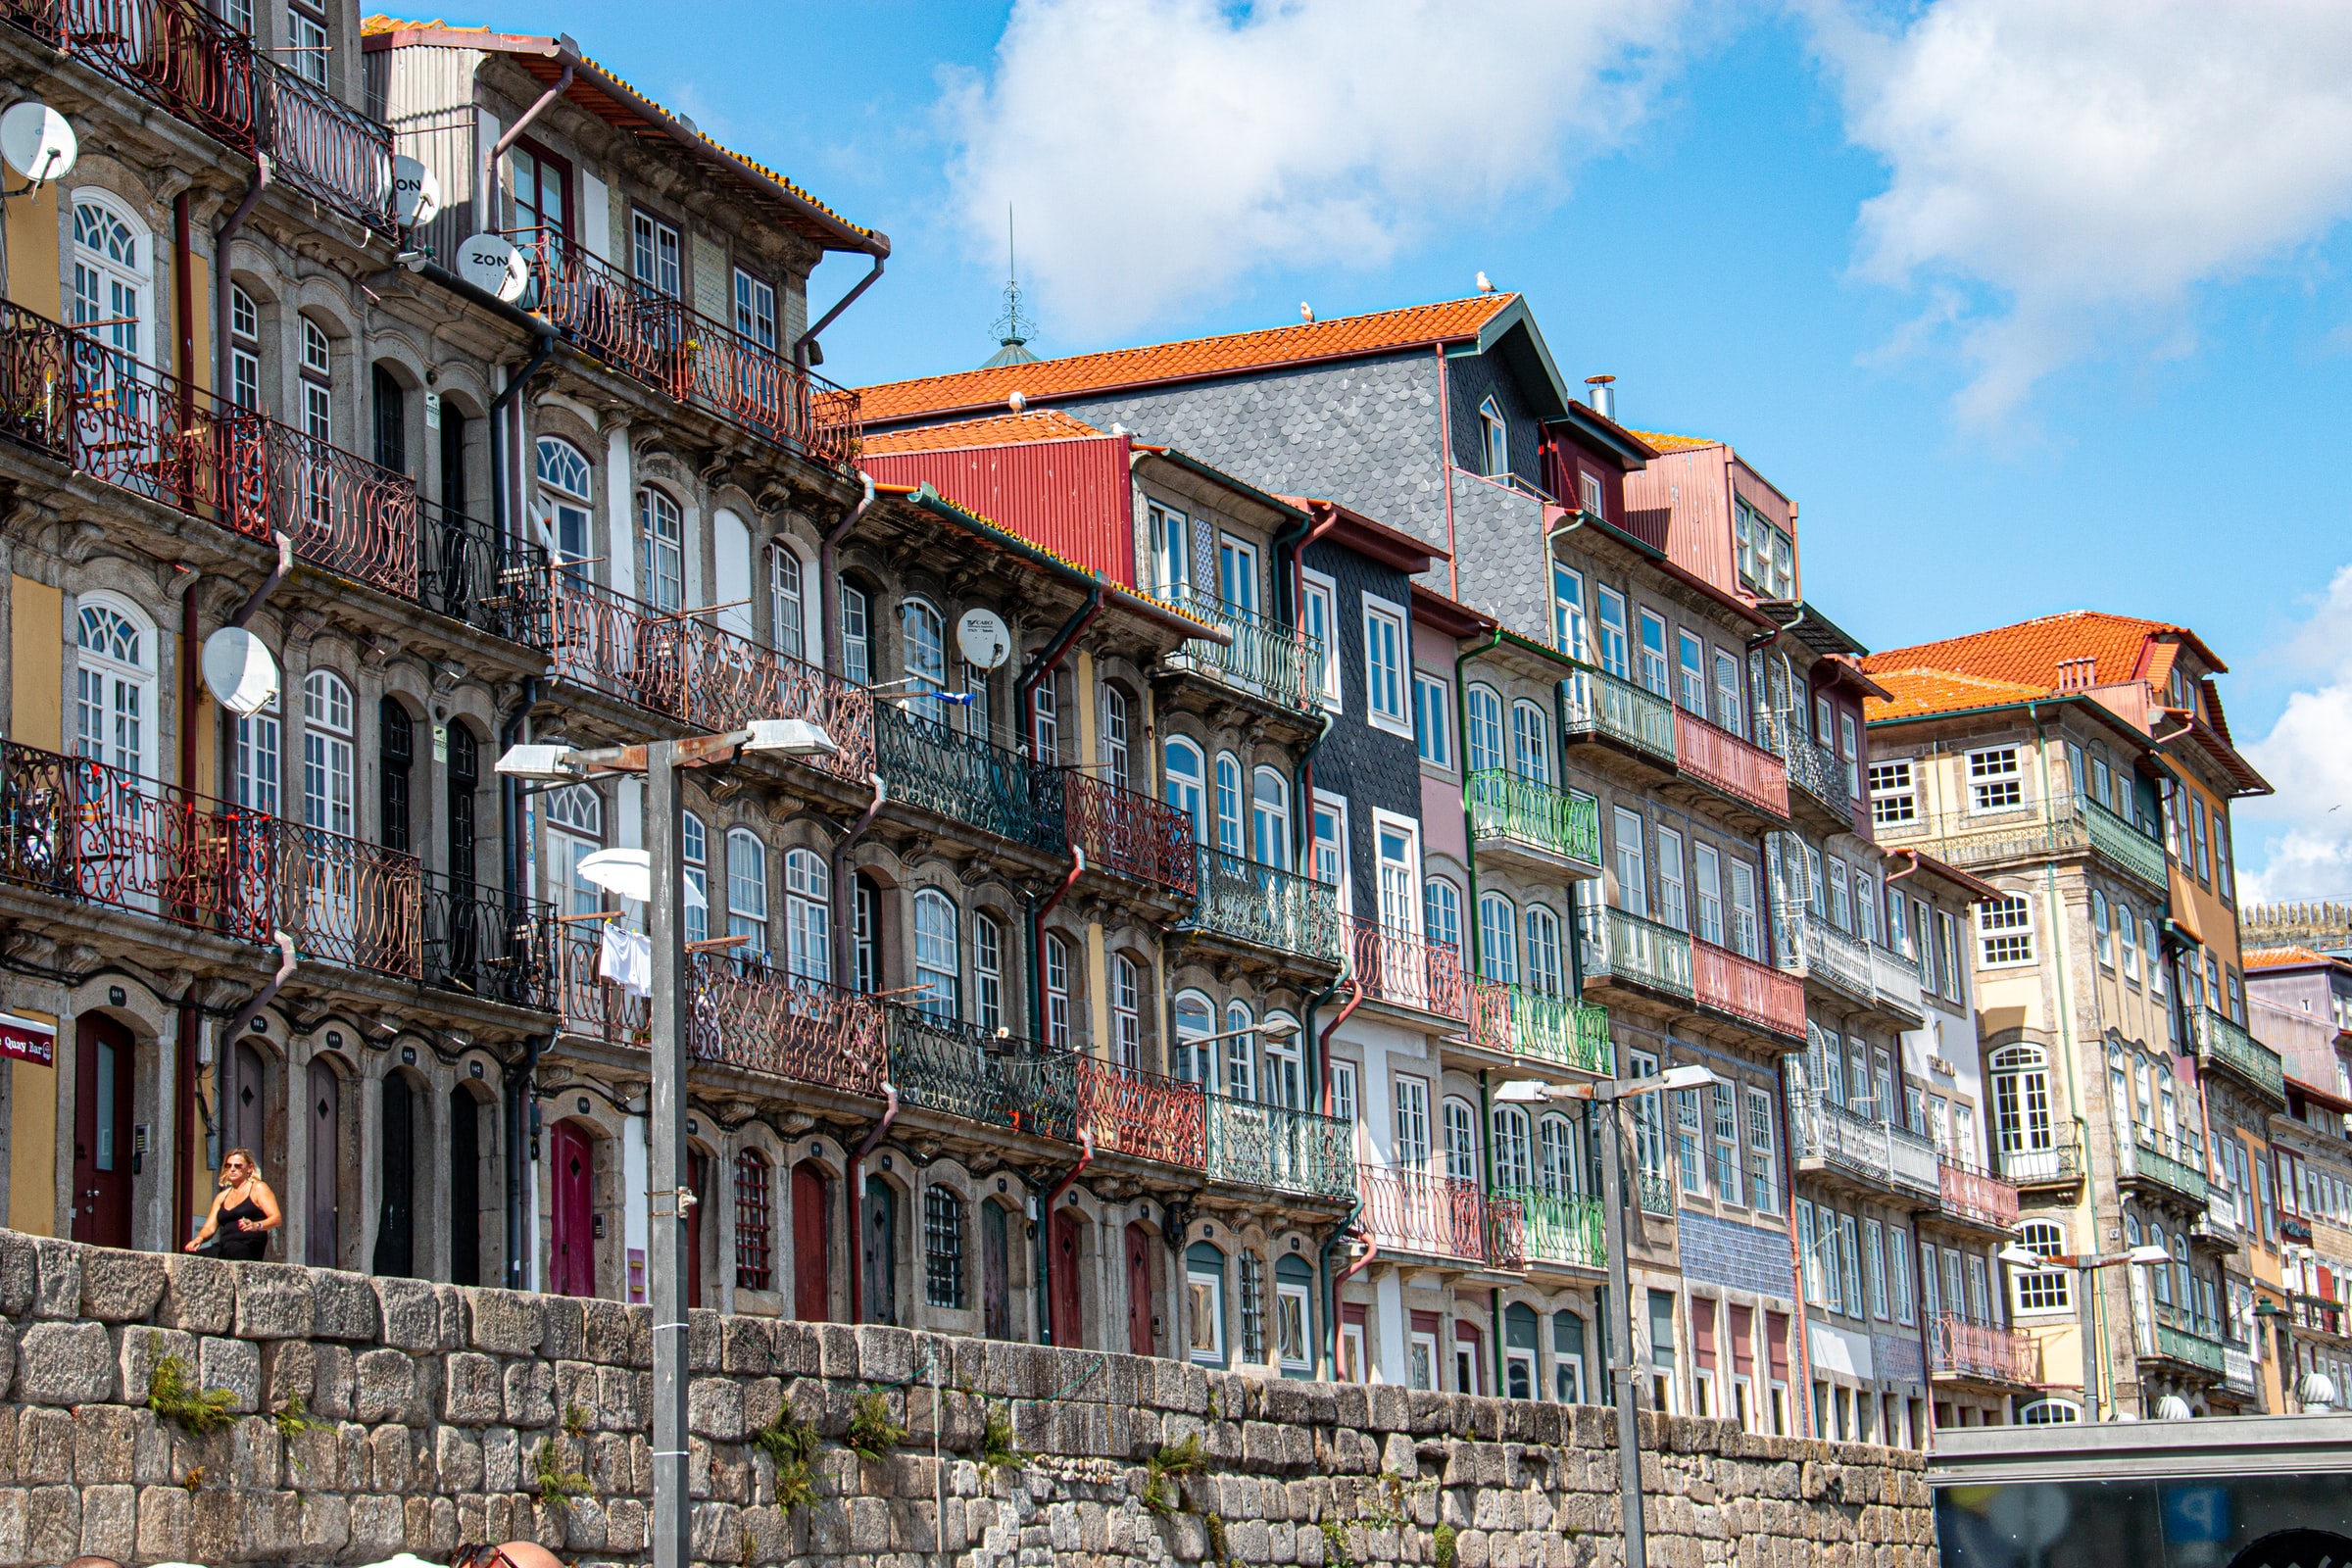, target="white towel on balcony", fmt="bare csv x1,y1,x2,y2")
600,923,653,998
